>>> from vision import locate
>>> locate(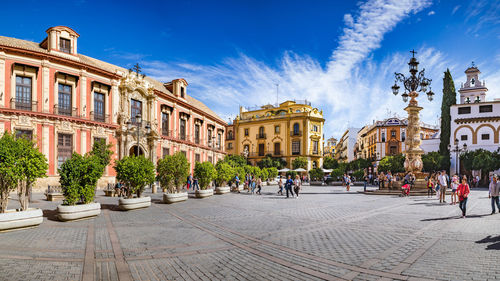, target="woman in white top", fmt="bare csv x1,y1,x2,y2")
450,174,459,205
278,177,283,195
294,175,302,197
